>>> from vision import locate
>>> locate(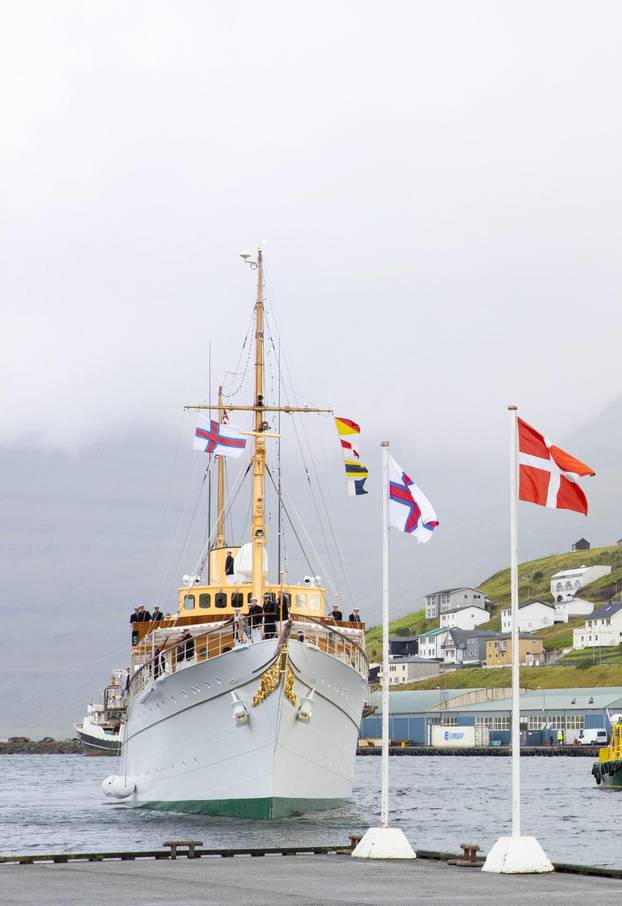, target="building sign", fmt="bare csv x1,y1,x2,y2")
431,725,475,747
